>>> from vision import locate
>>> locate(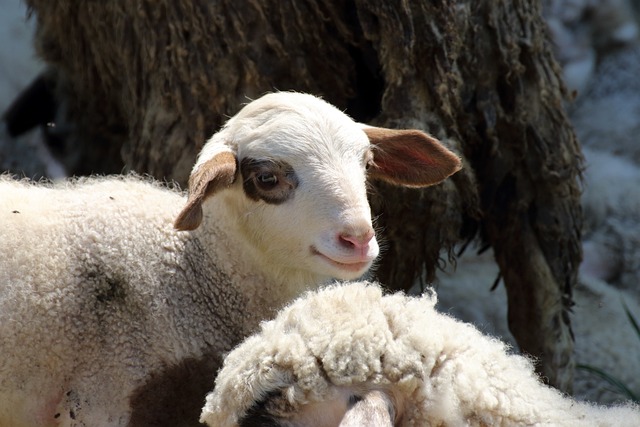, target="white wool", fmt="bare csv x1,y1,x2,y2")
201,282,640,426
